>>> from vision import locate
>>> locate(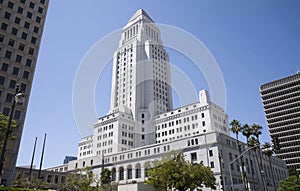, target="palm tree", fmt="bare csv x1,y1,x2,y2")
242,124,256,190
251,124,268,191
262,142,277,191
230,119,248,191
